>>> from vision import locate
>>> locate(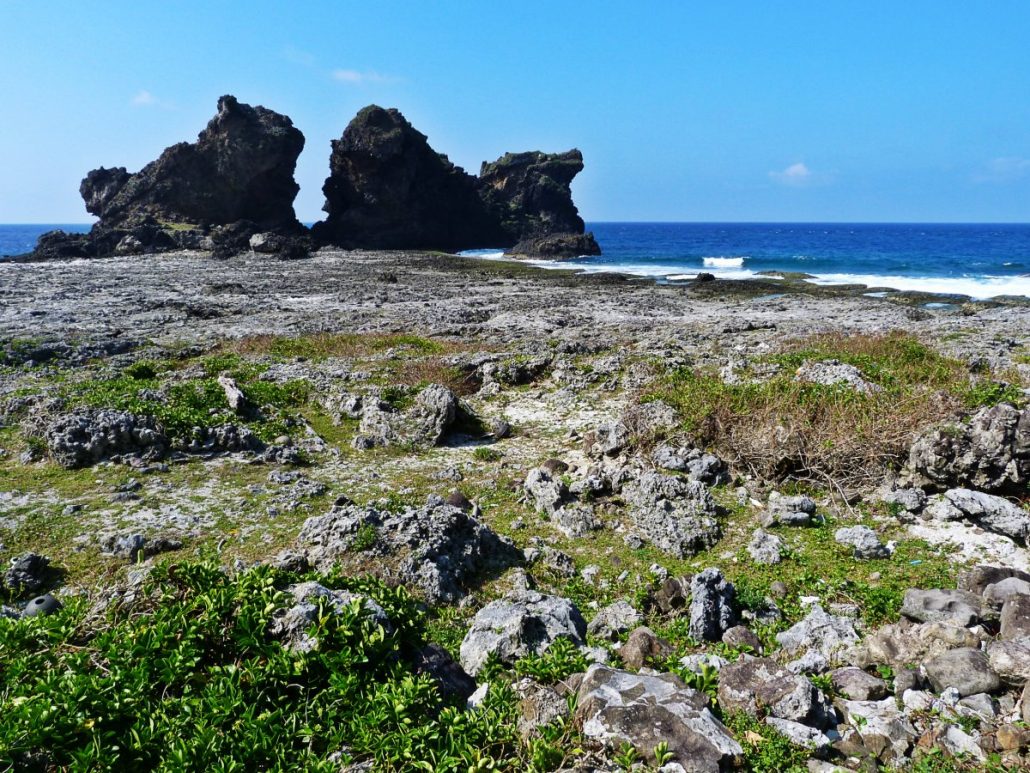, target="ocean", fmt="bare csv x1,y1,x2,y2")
3,222,1029,300
465,222,1030,300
